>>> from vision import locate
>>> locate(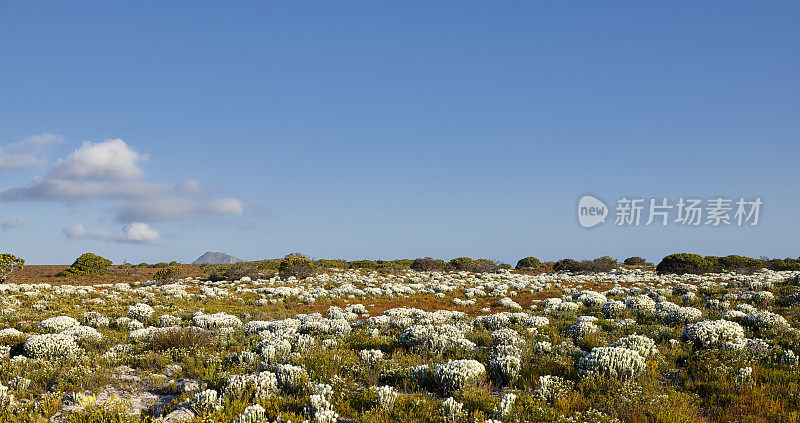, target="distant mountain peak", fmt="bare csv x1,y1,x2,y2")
193,251,244,265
